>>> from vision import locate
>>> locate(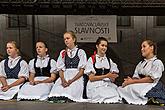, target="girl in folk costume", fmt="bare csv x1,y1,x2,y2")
17,41,57,100
0,41,29,100
118,39,164,105
49,31,87,102
85,37,121,103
